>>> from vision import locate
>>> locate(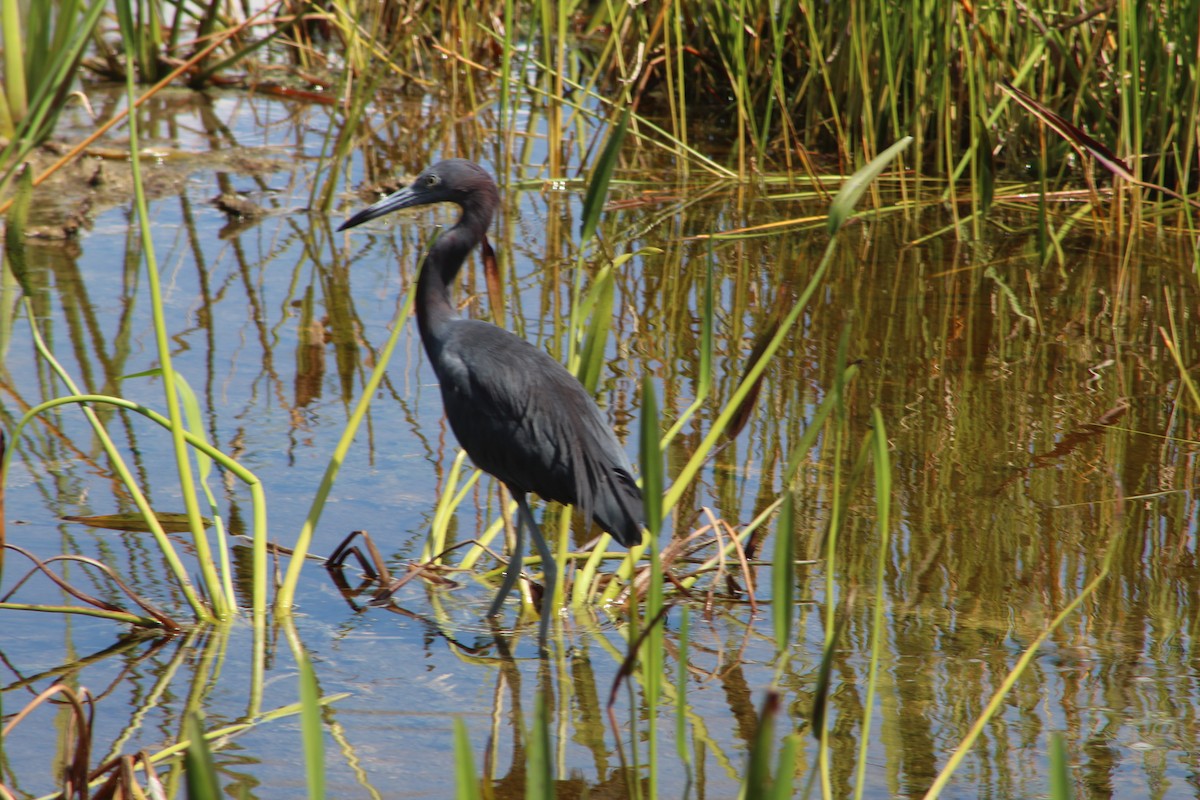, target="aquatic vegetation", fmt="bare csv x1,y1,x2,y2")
1,1,1199,798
